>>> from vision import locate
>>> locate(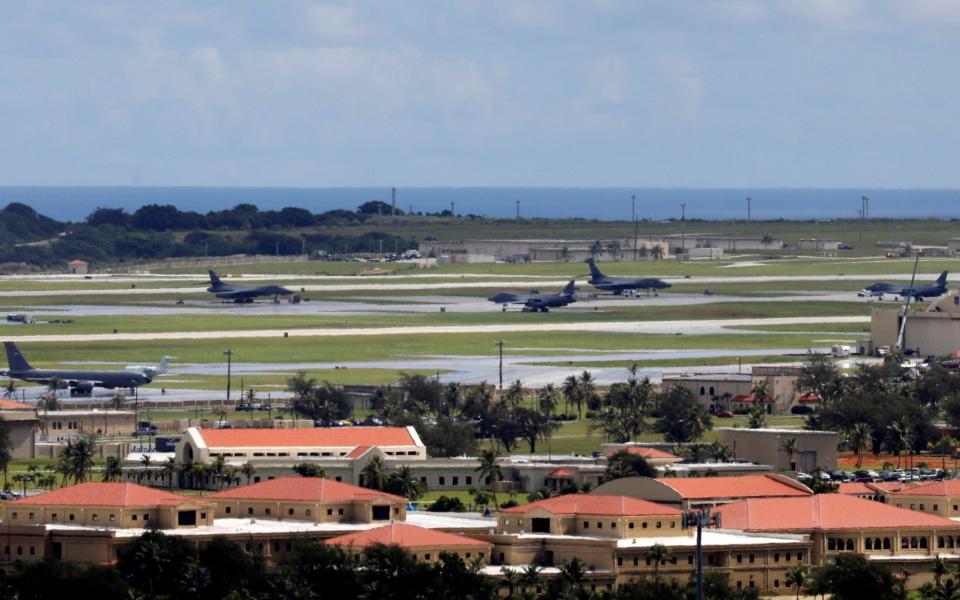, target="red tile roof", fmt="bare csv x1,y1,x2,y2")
501,494,681,517
547,468,577,478
7,482,199,507
887,480,960,497
0,399,34,410
715,494,960,532
658,475,811,500
197,426,417,448
607,447,678,460
208,477,404,503
798,393,822,403
837,482,876,496
325,523,489,549
346,445,372,459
